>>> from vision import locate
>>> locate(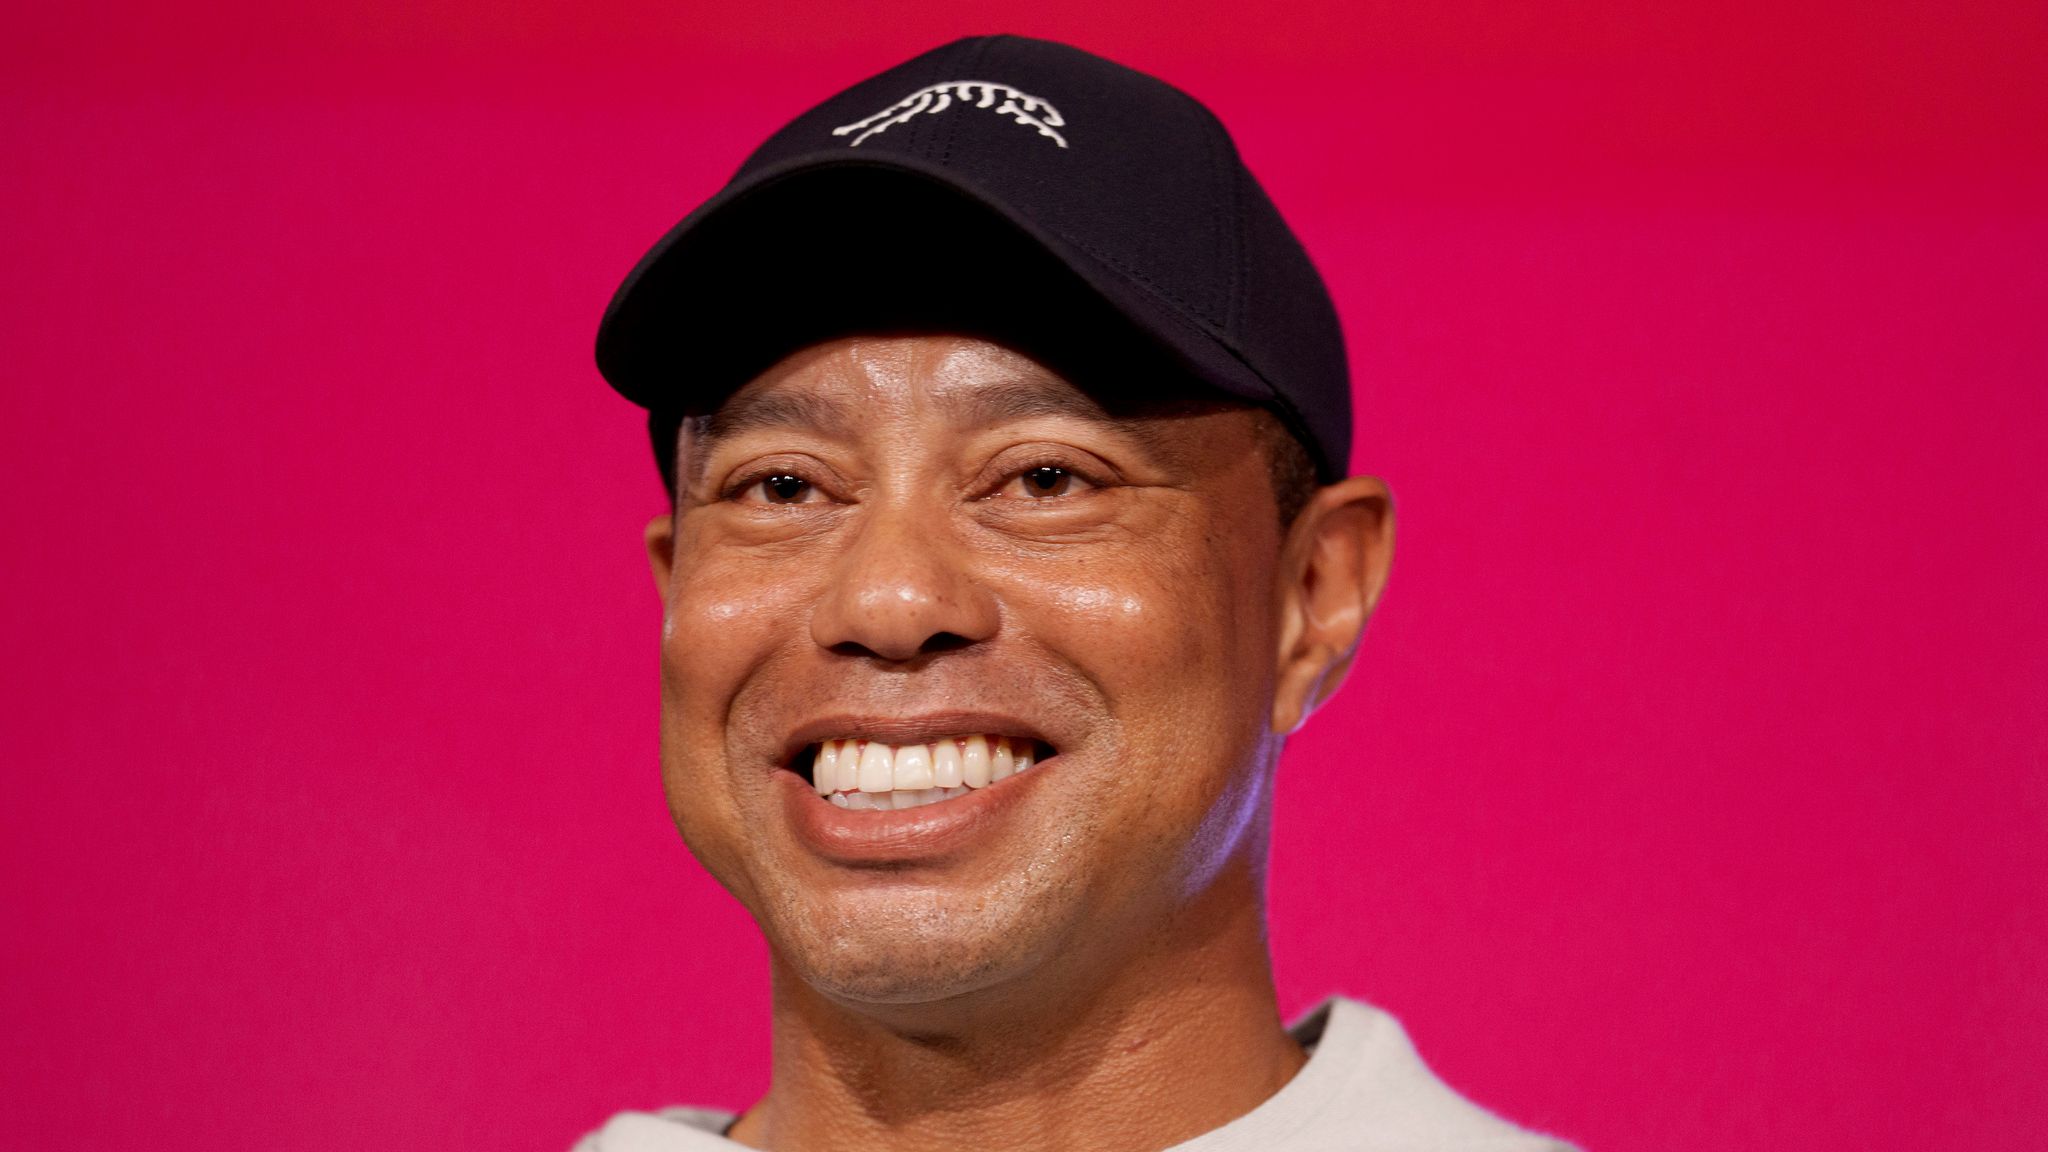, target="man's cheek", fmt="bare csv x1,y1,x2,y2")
660,583,786,754
669,557,813,655
1036,567,1214,678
